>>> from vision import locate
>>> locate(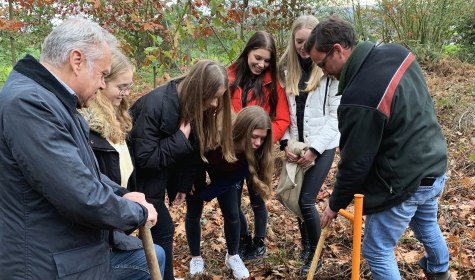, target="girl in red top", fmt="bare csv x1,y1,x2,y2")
227,31,290,260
